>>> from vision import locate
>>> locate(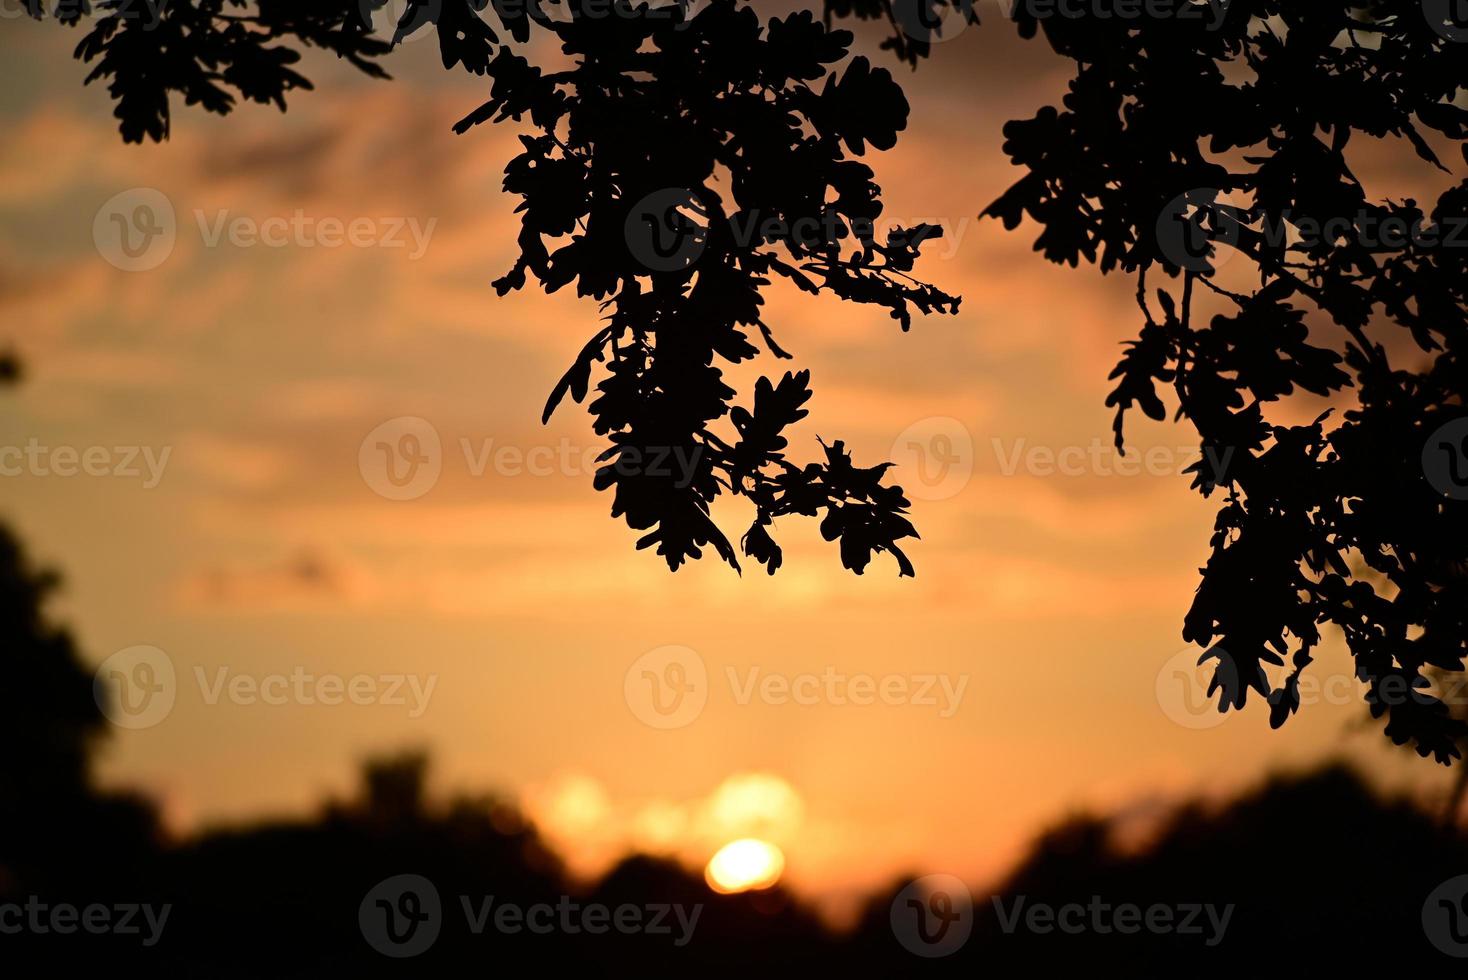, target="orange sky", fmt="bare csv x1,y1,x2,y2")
0,5,1454,918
